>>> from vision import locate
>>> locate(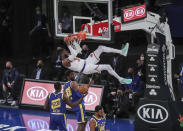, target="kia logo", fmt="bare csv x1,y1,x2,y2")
84,91,97,106
124,10,134,19
27,119,49,130
135,7,145,16
27,86,48,101
137,104,168,124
